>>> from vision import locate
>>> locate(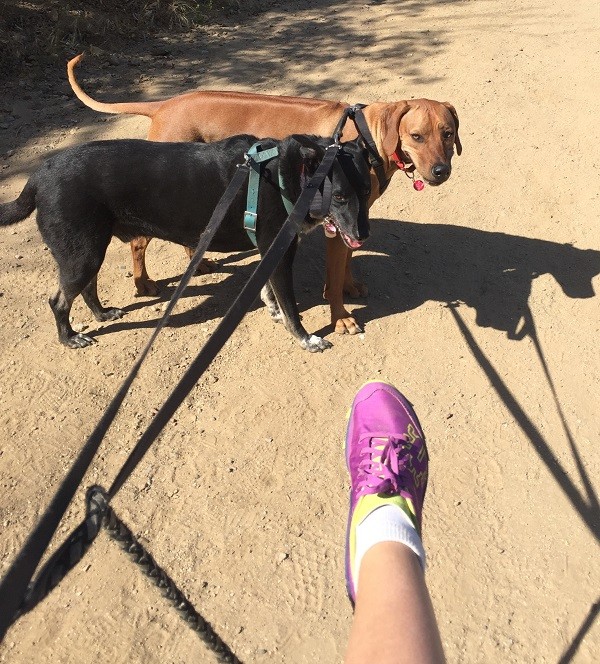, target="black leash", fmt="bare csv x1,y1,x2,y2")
0,144,340,645
0,165,251,638
332,104,391,195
